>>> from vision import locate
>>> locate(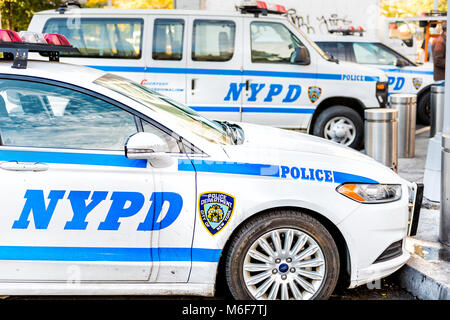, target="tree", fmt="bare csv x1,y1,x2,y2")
0,0,63,31
381,0,447,17
86,0,173,9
